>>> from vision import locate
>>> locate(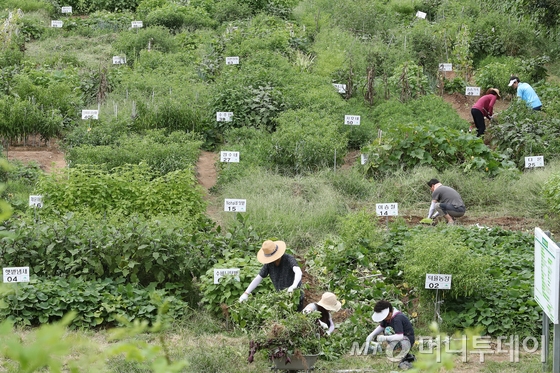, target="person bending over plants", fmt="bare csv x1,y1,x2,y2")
302,292,342,335
427,178,466,225
239,239,304,311
365,300,416,370
471,88,500,137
